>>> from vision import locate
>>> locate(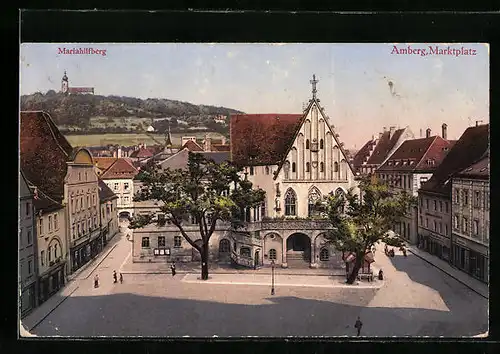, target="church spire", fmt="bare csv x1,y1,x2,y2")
164,123,172,148
310,74,318,99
